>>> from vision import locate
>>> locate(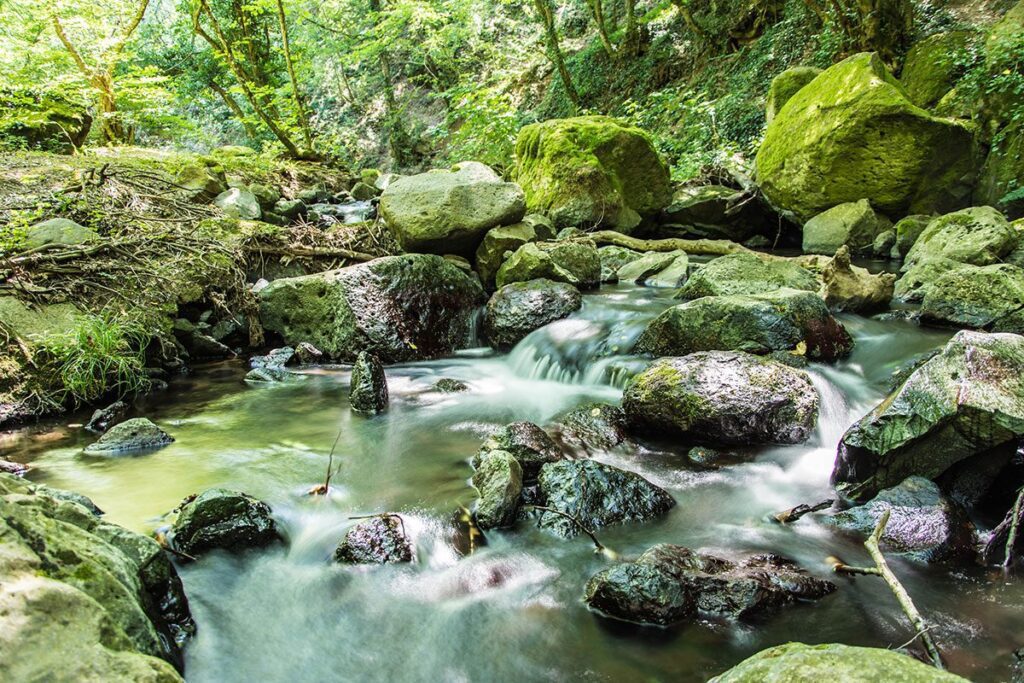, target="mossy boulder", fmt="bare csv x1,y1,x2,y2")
801,199,888,256
765,66,823,123
638,289,853,361
833,331,1024,504
213,188,261,220
23,218,100,250
977,122,1024,220
616,250,689,287
474,421,564,482
175,163,228,202
474,214,555,288
921,263,1024,328
83,418,174,455
624,352,819,445
900,32,971,109
380,161,526,256
709,642,969,682
471,450,523,530
259,254,485,362
0,89,92,154
903,206,1015,271
598,245,644,283
755,52,976,222
677,252,819,299
170,489,280,556
891,214,933,259
495,240,601,289
334,514,413,564
514,116,672,231
349,351,388,414
483,278,582,350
